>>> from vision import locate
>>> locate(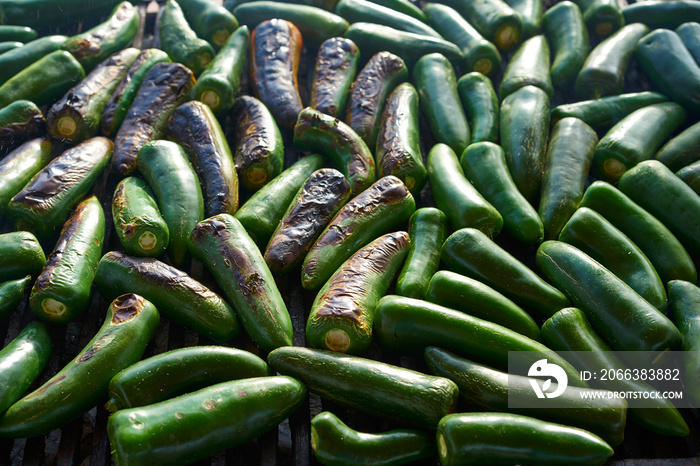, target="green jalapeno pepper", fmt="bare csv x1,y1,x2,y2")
268,345,459,429
499,34,552,100
541,306,690,436
536,240,681,353
396,207,448,300
0,101,44,153
311,411,436,466
668,280,700,407
579,180,697,285
424,271,540,341
107,376,306,465
424,346,627,446
0,231,45,282
461,141,544,244
427,143,503,237
558,207,667,311
188,26,248,117
189,214,293,352
538,117,598,240
442,228,568,318
0,321,51,415
159,0,215,76
106,346,272,412
235,153,324,247
136,139,204,267
111,177,170,258
0,293,160,439
0,138,51,217
29,195,105,324
457,72,499,144
436,413,614,466
0,275,31,322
